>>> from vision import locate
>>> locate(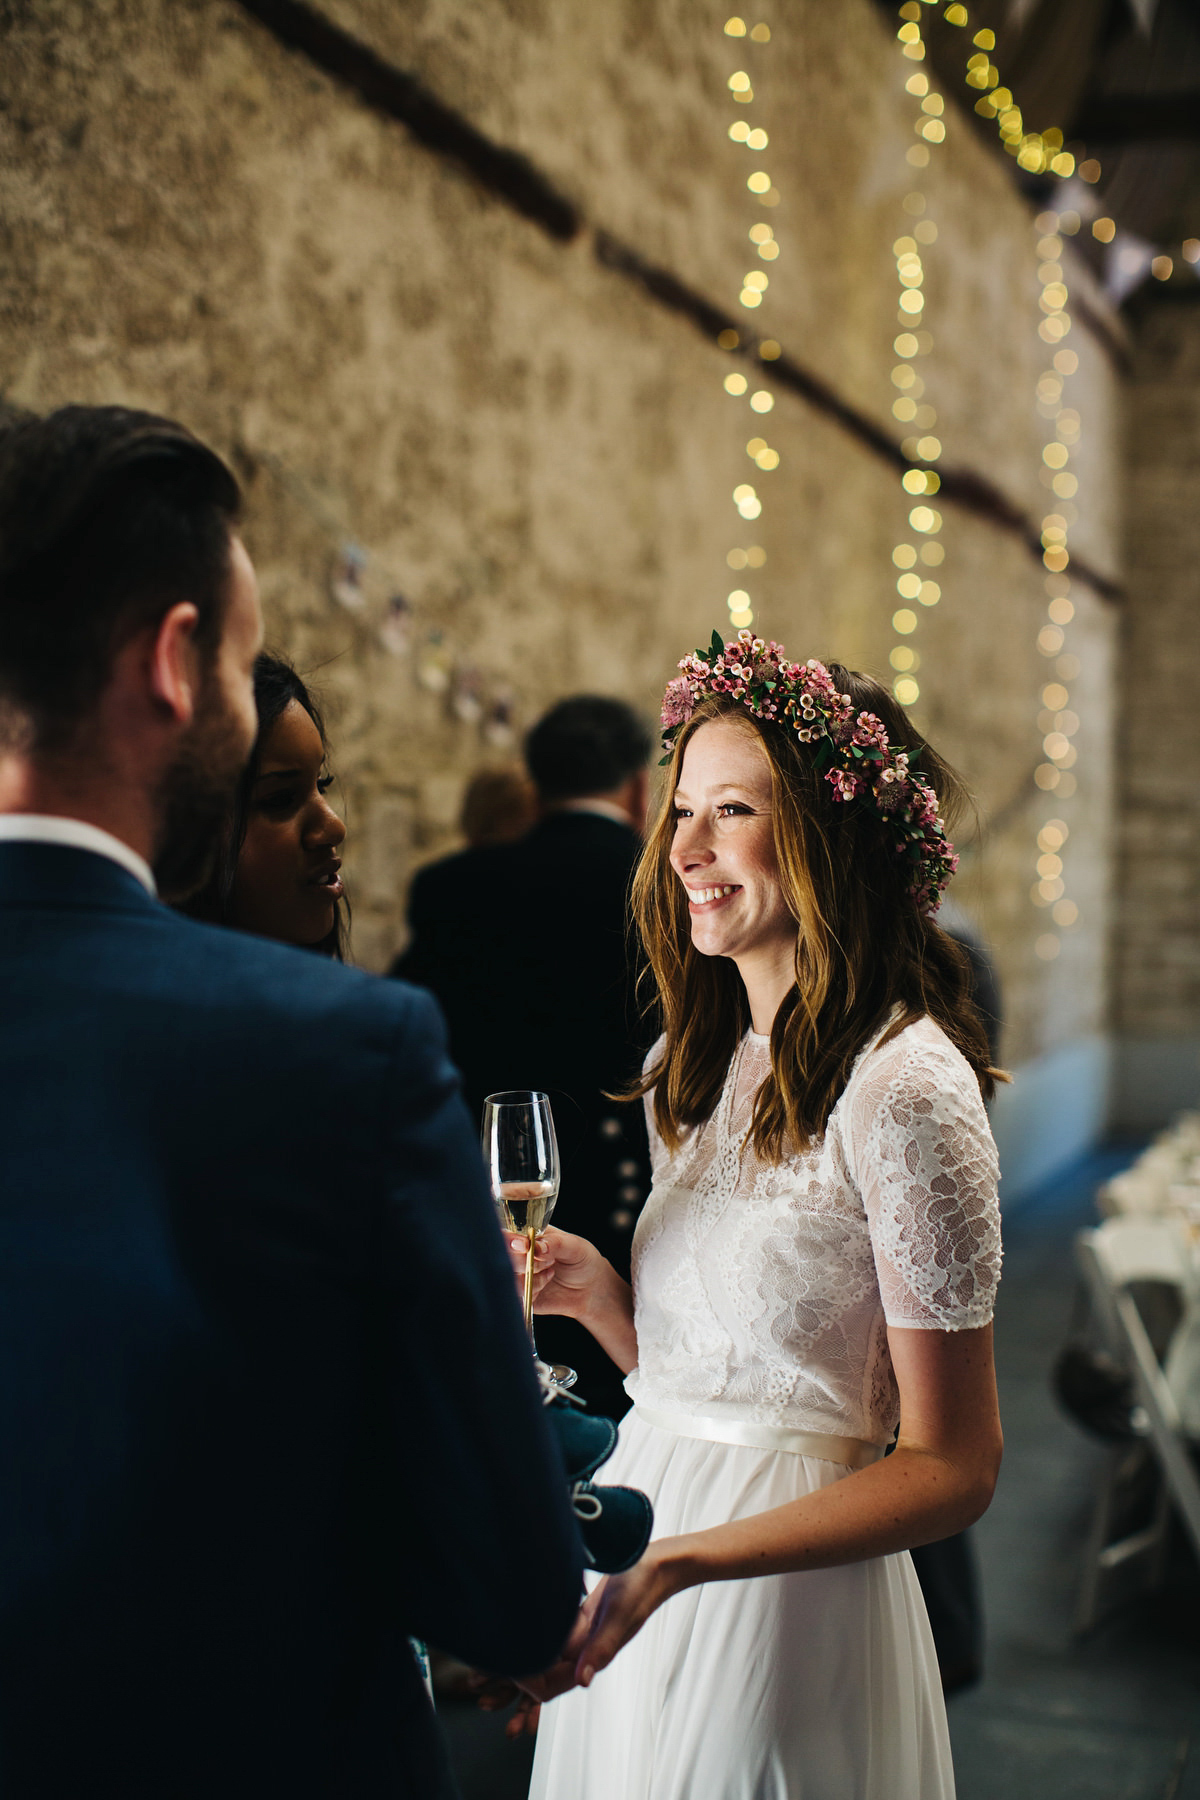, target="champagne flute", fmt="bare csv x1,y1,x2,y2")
482,1089,574,1386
